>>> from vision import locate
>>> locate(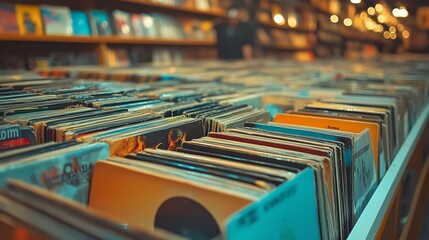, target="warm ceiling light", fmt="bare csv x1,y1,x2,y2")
390,32,397,39
397,24,404,31
360,12,368,19
343,18,352,26
365,19,375,30
402,30,410,38
383,31,390,39
350,0,361,4
273,14,285,25
389,26,396,33
377,24,384,32
330,15,339,23
288,15,297,28
367,7,376,16
375,4,384,13
377,15,386,23
392,7,408,18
